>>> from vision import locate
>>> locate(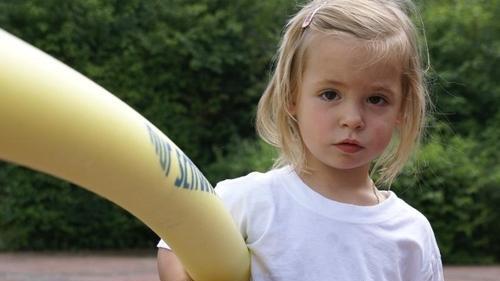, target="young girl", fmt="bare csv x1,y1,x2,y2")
158,0,443,280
